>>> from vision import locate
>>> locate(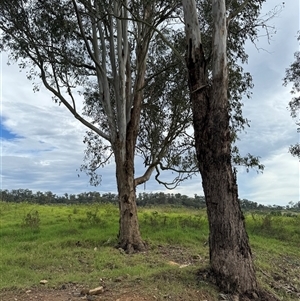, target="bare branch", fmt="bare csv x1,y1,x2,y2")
134,164,157,187
39,62,111,142
154,163,197,190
